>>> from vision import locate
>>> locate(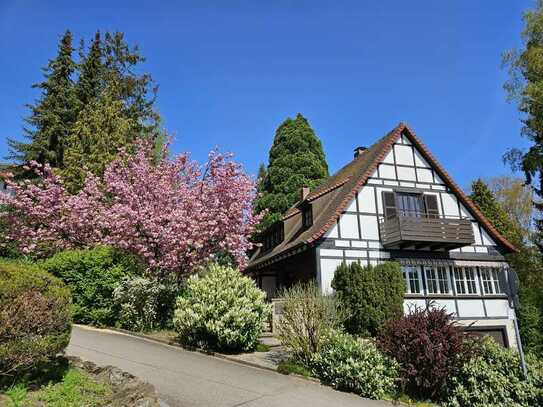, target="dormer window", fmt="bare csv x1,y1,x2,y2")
262,222,284,252
302,205,313,228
